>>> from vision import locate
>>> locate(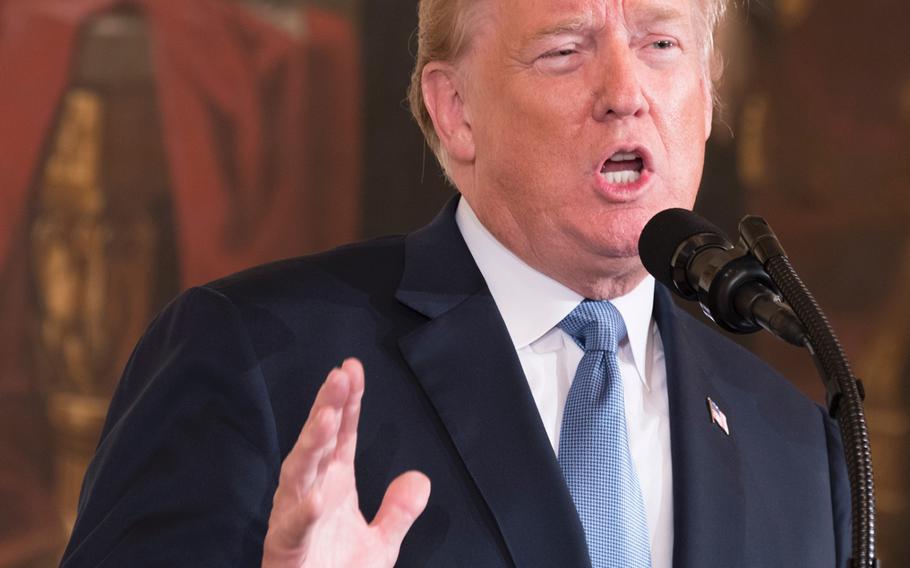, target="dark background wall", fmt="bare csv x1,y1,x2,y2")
360,0,453,237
